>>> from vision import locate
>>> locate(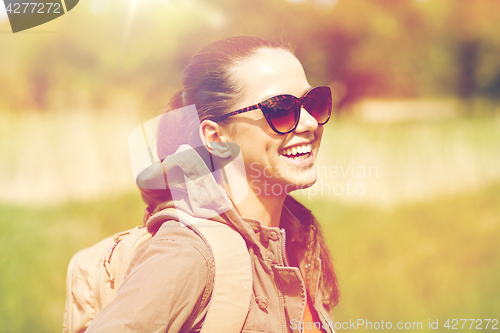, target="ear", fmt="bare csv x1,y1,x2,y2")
199,120,232,158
